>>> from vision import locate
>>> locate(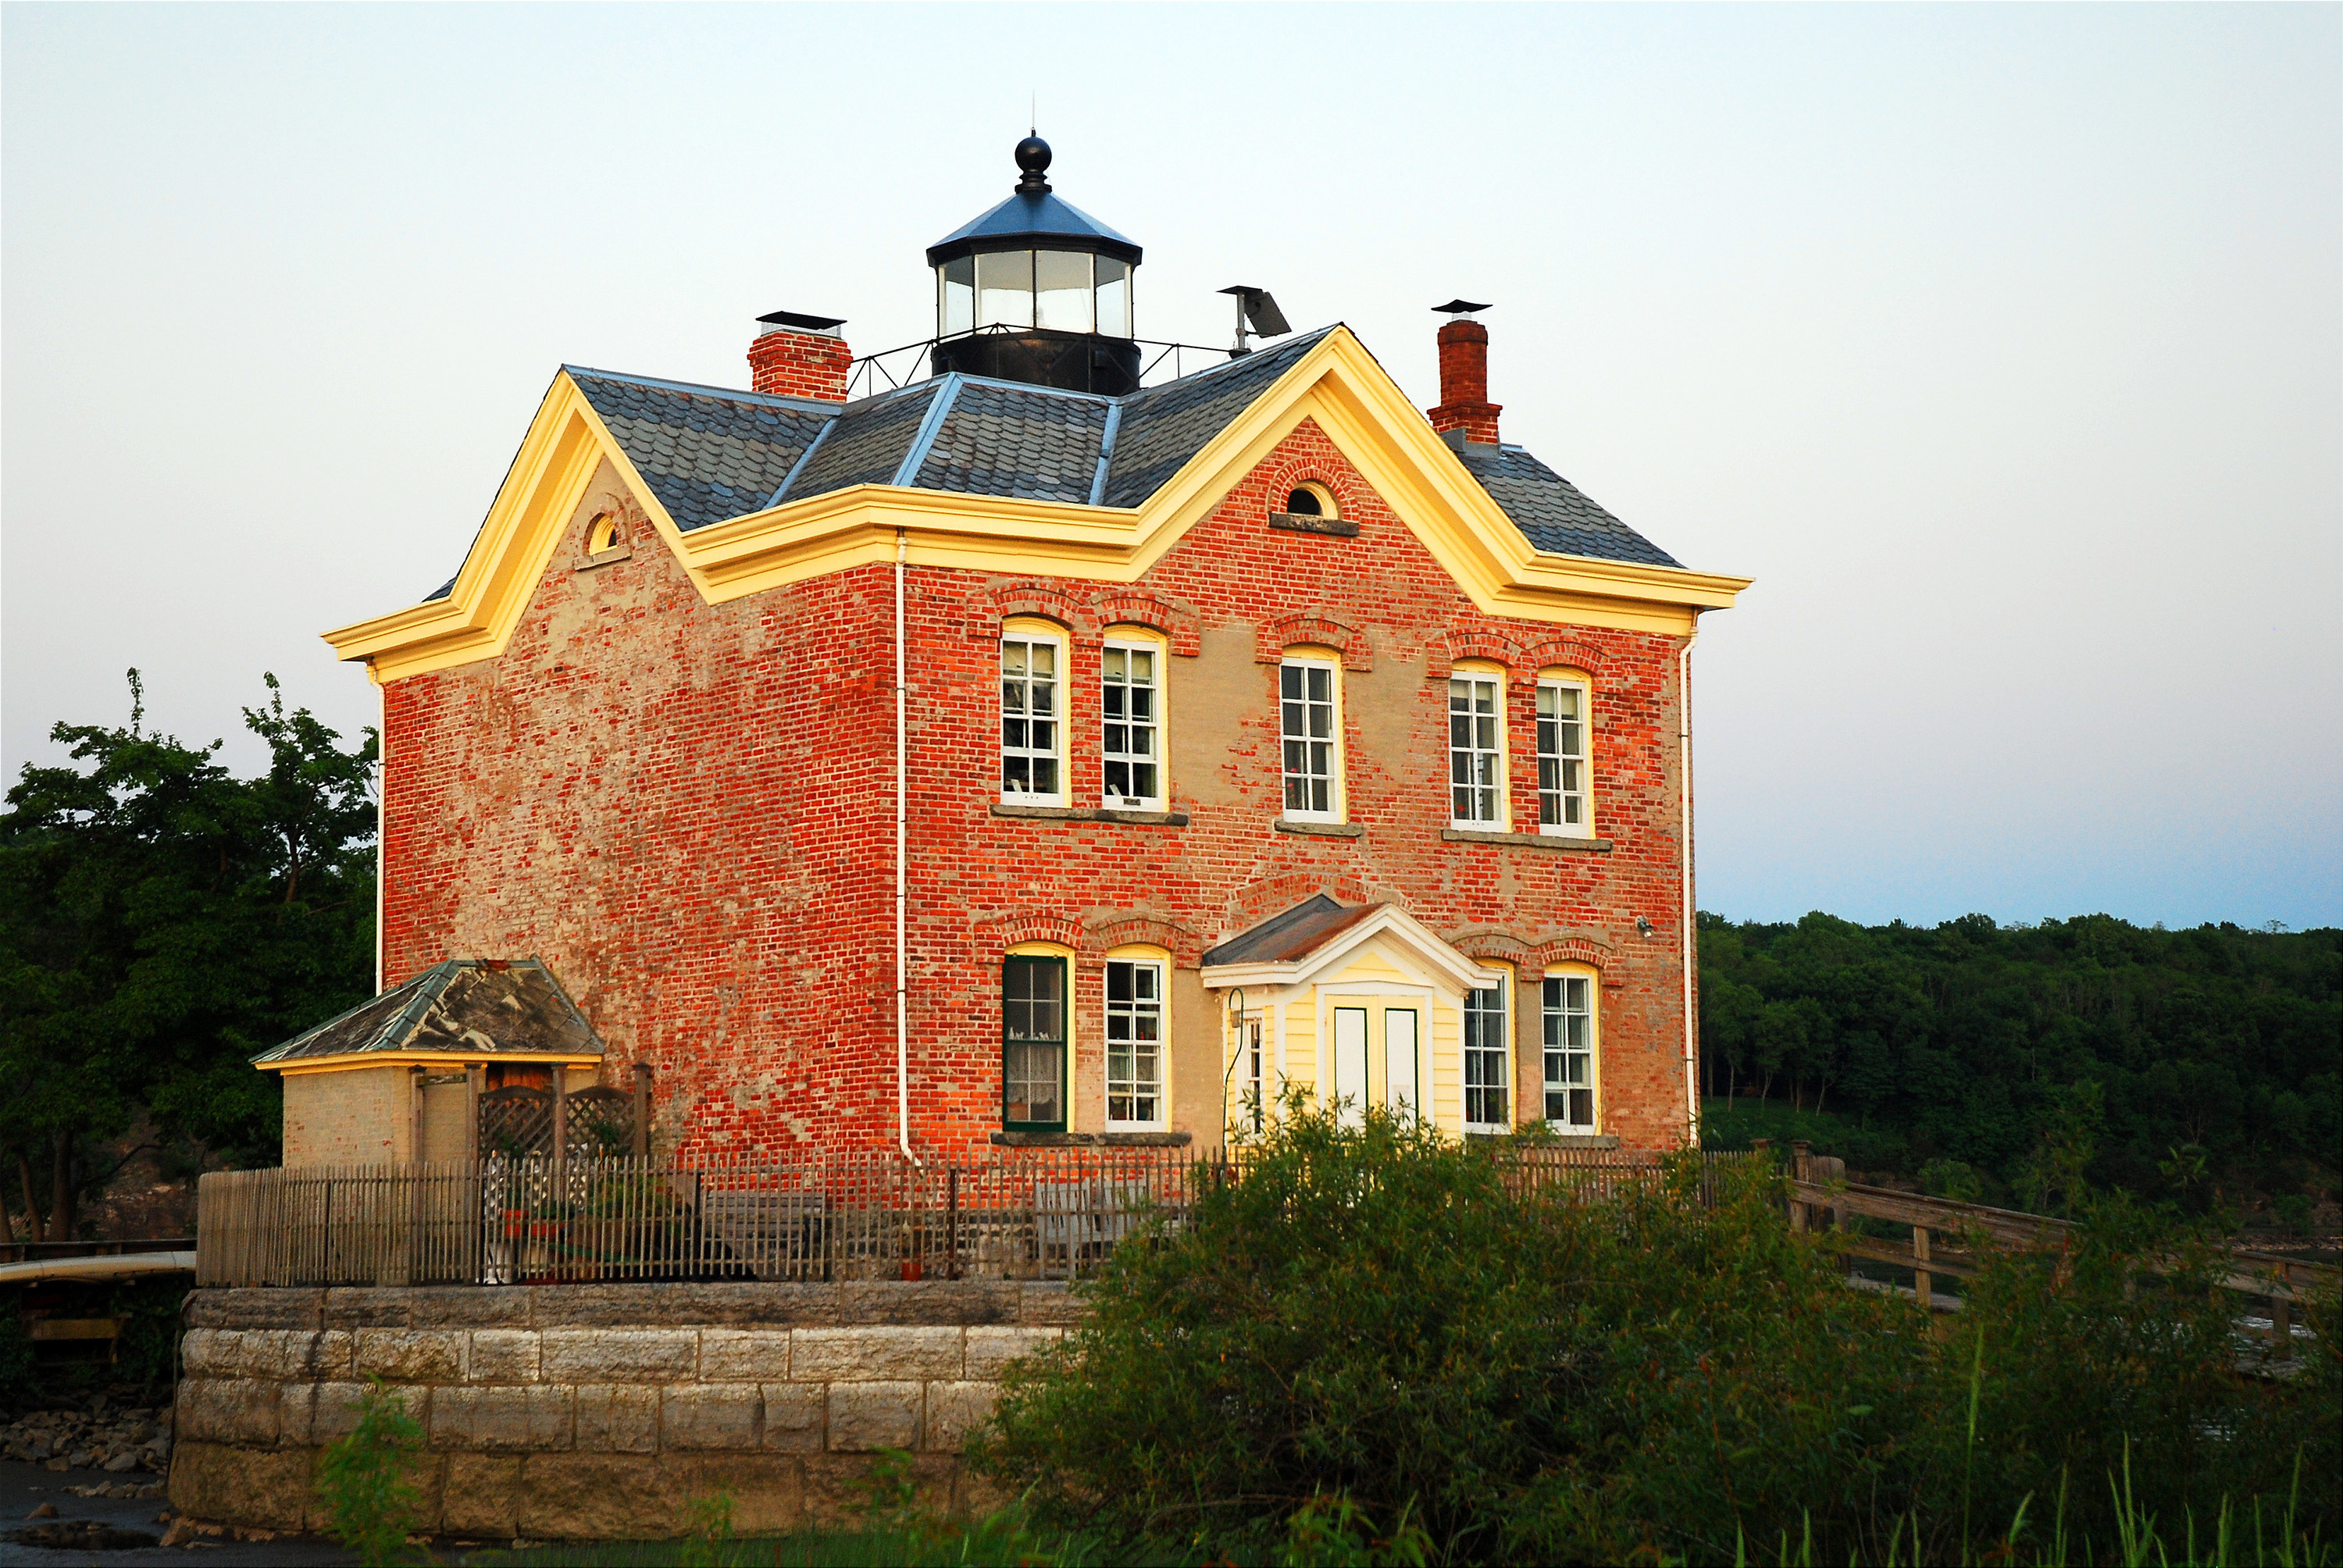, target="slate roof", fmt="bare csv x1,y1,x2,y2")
1453,440,1681,568
421,326,1685,600
1201,895,1385,968
251,958,604,1067
912,379,1111,502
